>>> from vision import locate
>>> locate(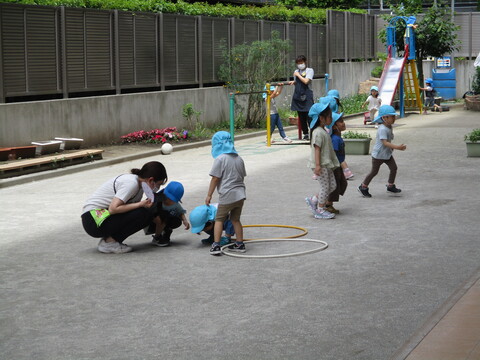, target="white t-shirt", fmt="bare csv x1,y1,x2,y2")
209,153,246,205
82,174,143,213
366,95,382,110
